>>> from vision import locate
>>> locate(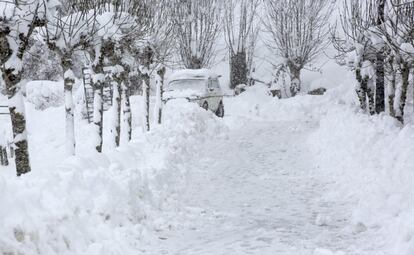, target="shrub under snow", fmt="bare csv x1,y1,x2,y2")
26,81,64,110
